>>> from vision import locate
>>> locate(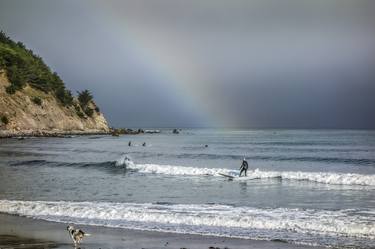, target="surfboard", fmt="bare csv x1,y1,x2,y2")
218,173,235,179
